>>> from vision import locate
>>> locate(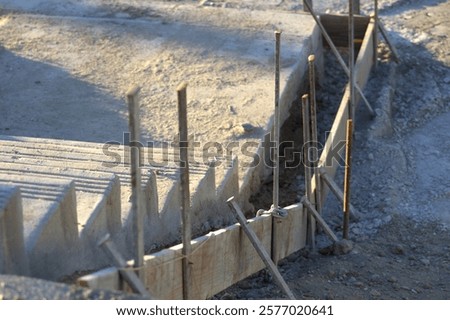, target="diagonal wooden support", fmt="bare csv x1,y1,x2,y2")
227,197,296,300
302,197,338,243
302,0,375,118
378,20,400,63
318,167,359,221
98,234,152,298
